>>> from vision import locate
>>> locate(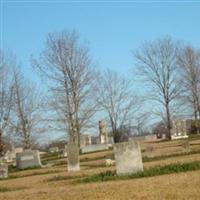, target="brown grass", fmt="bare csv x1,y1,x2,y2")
0,138,200,200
